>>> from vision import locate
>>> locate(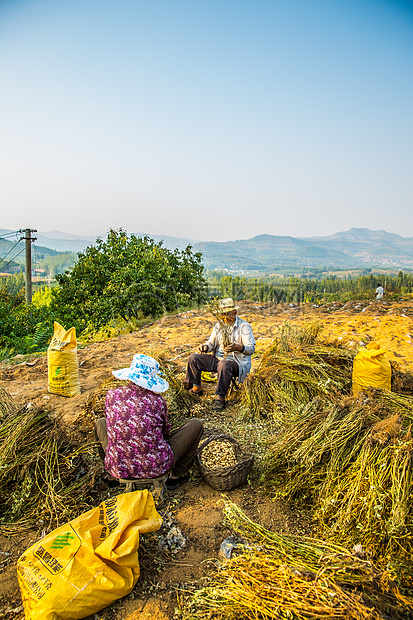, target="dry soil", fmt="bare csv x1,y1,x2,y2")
1,299,412,620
